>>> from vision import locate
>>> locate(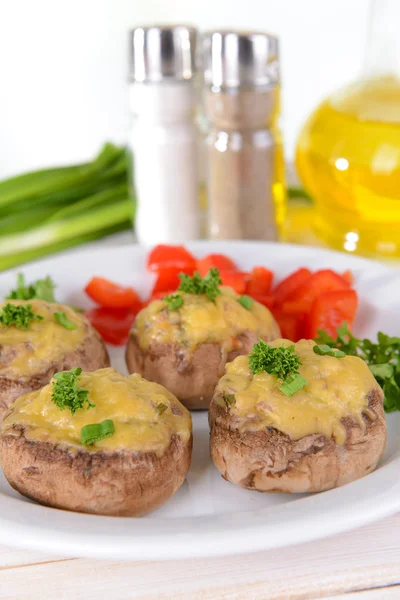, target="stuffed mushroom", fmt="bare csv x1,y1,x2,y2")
0,299,110,419
0,367,192,516
209,338,387,493
126,282,280,409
